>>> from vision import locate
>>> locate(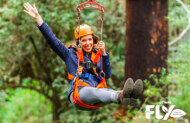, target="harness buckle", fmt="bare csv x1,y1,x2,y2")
86,61,92,69
100,71,105,78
